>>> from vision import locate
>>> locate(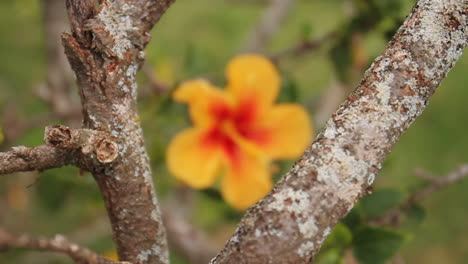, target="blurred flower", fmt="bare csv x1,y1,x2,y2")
103,249,118,261
6,181,29,211
167,55,312,210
